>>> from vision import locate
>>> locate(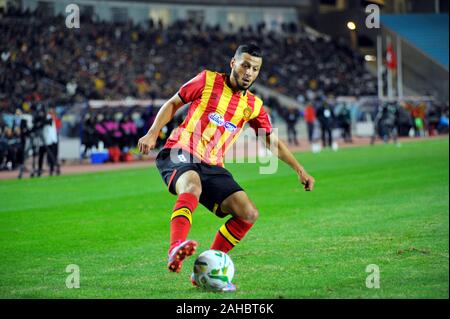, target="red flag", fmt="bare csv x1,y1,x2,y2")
386,42,397,70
